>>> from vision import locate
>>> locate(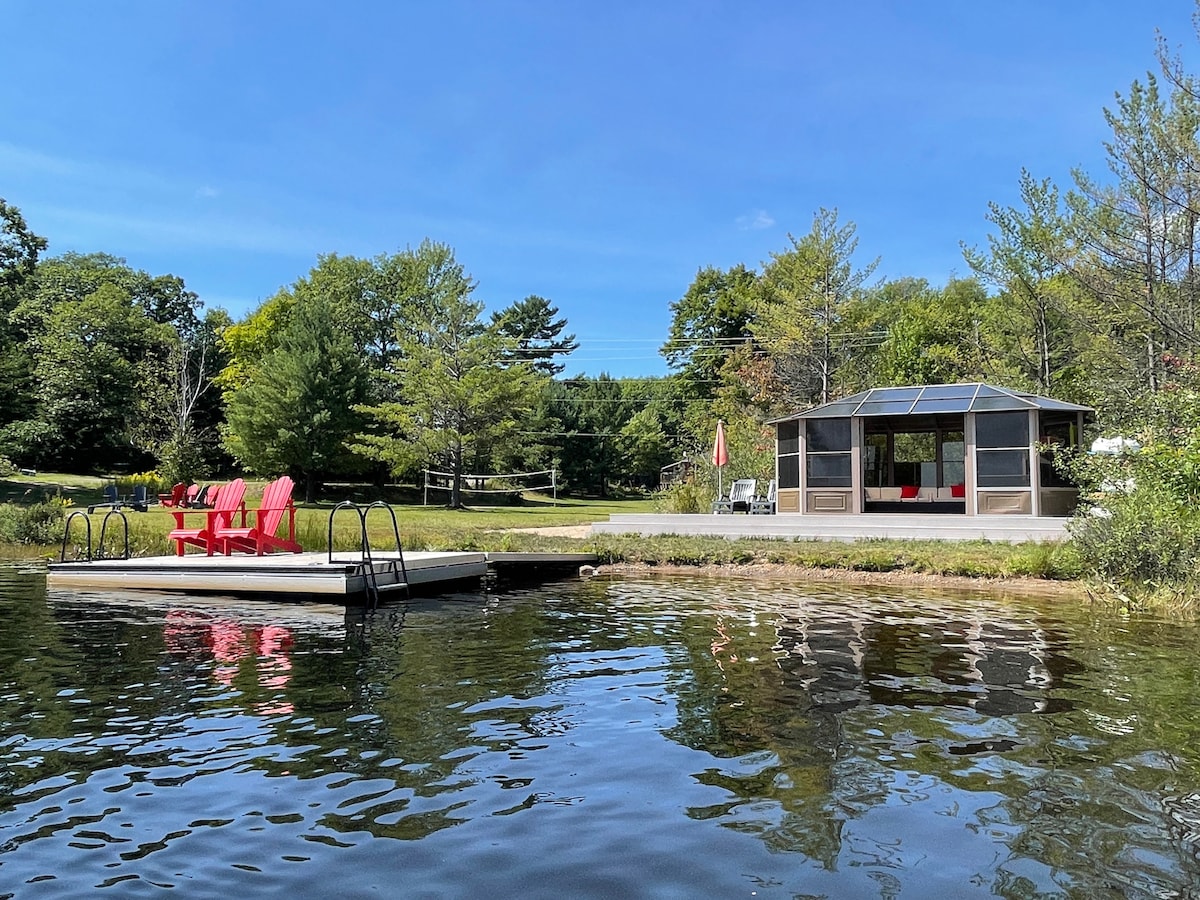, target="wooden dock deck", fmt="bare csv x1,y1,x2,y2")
47,550,597,599
589,513,1070,543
